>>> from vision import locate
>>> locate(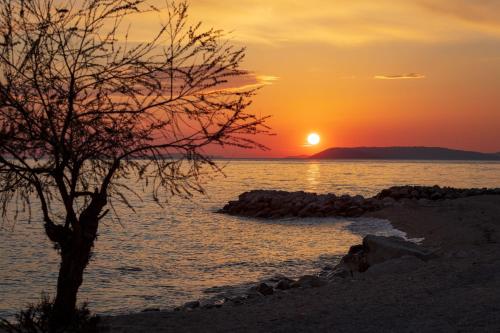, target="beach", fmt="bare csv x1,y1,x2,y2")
101,194,500,332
